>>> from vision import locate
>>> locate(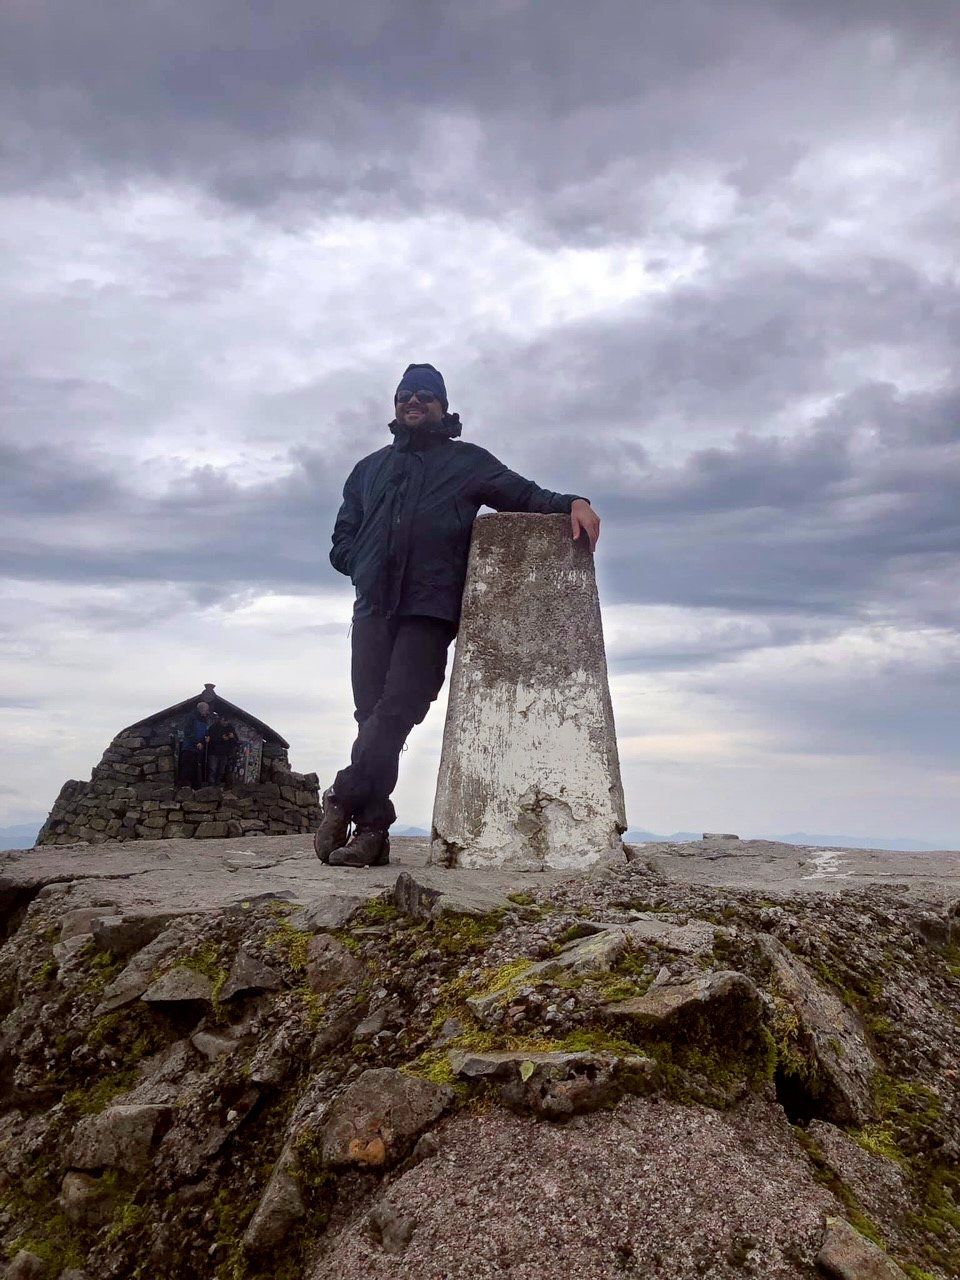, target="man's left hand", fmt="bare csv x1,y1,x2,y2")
571,499,601,551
